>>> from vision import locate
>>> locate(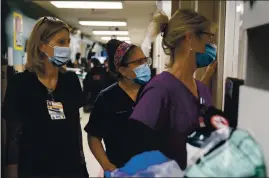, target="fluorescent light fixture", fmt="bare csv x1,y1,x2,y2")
93,31,129,35
79,21,127,27
50,1,123,9
101,36,130,41
103,40,131,43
